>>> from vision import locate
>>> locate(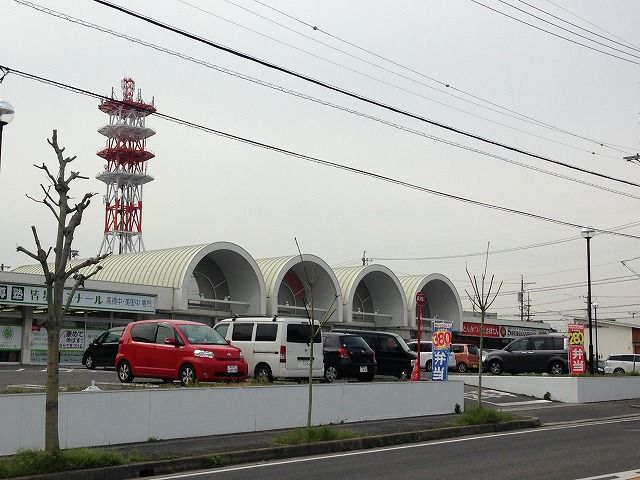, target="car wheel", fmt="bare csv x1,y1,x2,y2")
324,365,339,383
488,360,503,375
117,361,133,383
613,367,625,374
179,364,196,386
457,362,468,373
85,355,96,370
425,360,432,372
397,367,410,381
254,364,273,382
549,361,565,375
